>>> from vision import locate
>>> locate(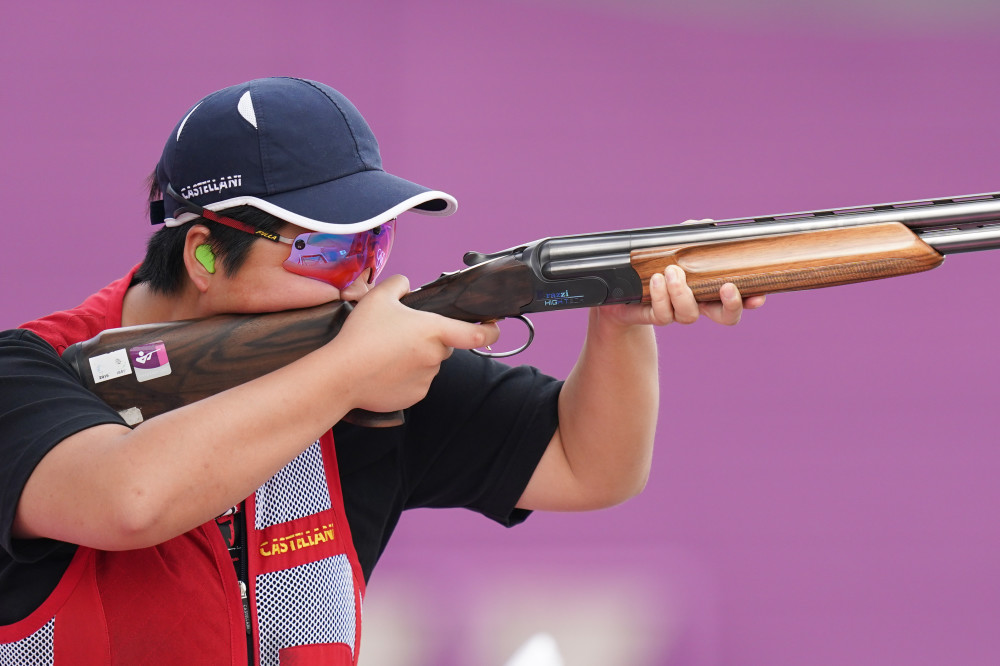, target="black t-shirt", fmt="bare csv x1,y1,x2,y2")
0,329,561,624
